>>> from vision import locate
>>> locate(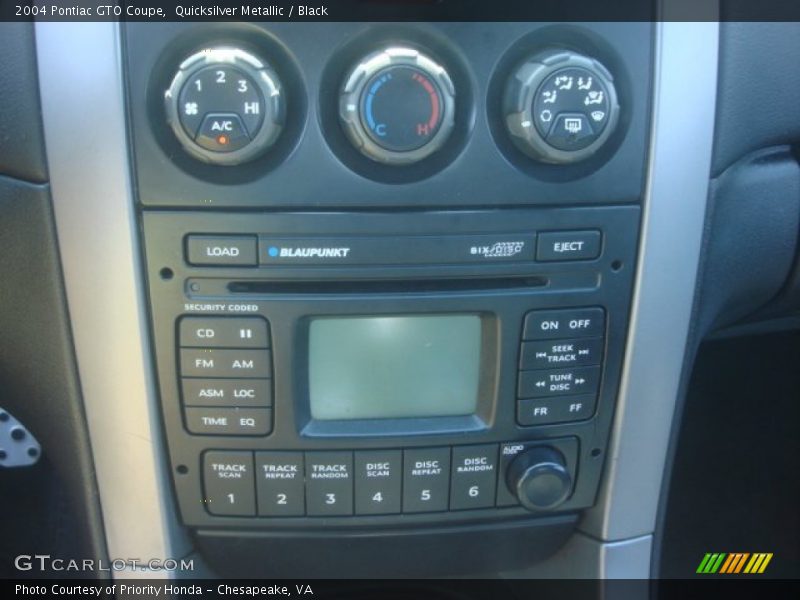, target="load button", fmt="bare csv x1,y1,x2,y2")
537,230,601,262
186,235,258,266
